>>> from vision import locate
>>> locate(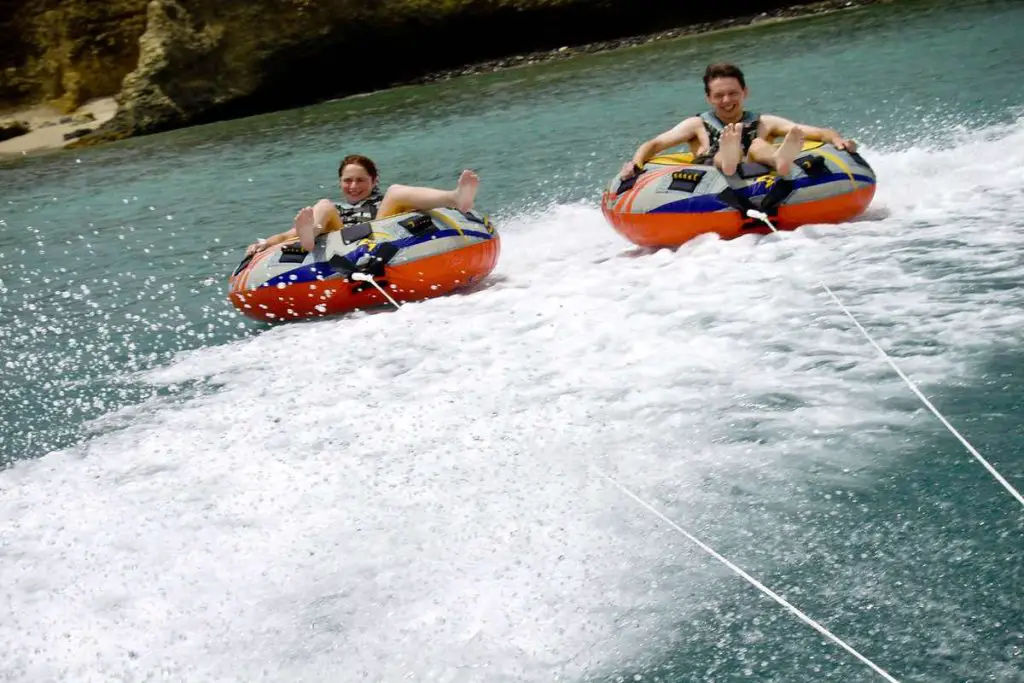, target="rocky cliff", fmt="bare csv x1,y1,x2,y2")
1,0,841,145
1,0,148,111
